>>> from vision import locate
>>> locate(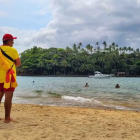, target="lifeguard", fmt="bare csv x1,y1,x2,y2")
0,34,21,123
